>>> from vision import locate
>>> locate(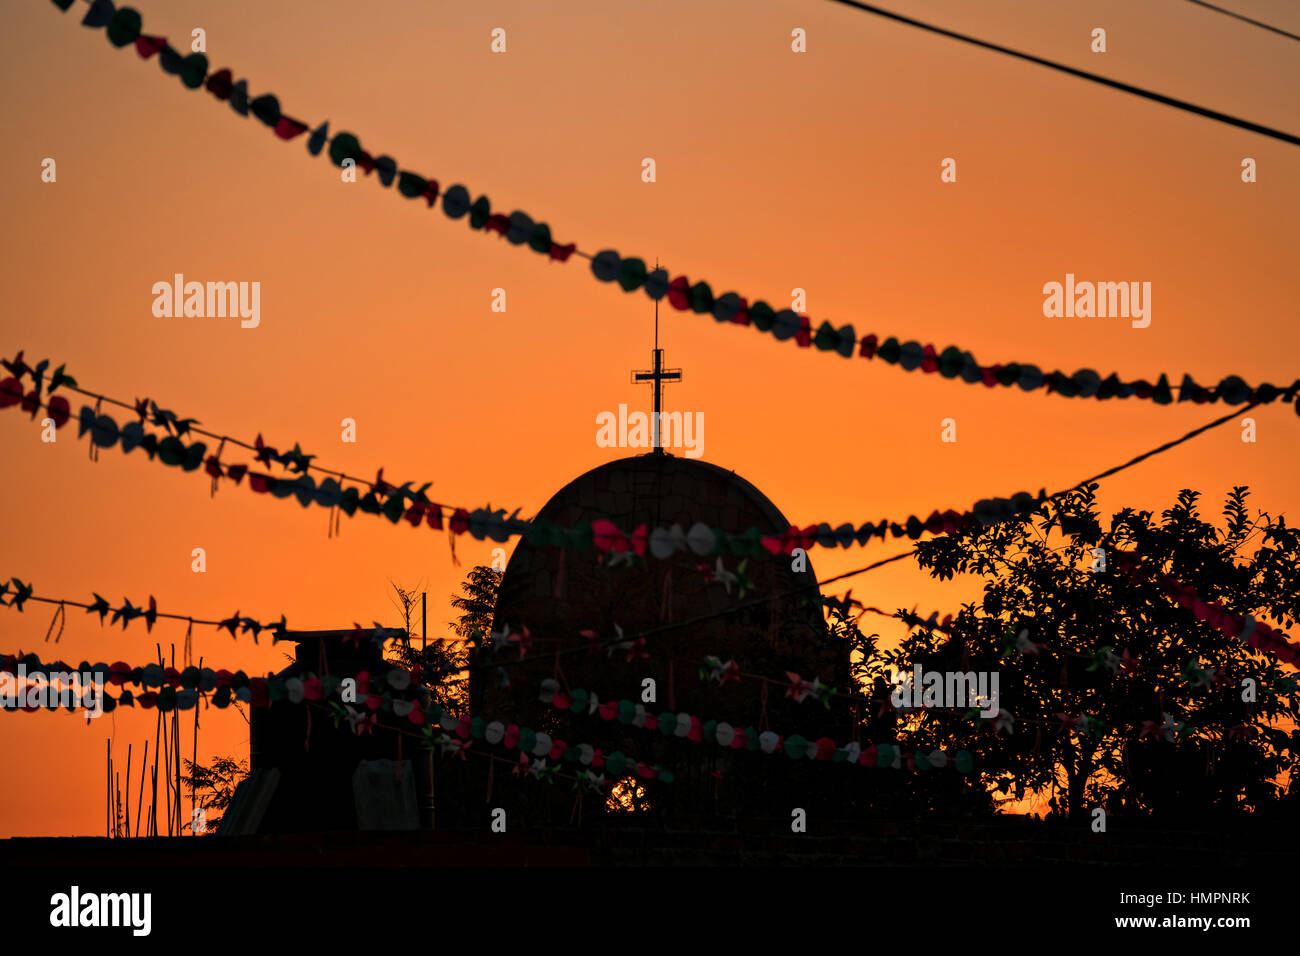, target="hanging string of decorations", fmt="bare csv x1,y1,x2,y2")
0,350,526,538
860,587,1300,671
4,351,1278,564
1112,550,1300,666
10,552,1290,740
49,0,1300,414
505,636,1277,767
306,698,635,794
9,549,1288,769
0,575,297,644
533,678,975,773
0,650,674,788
